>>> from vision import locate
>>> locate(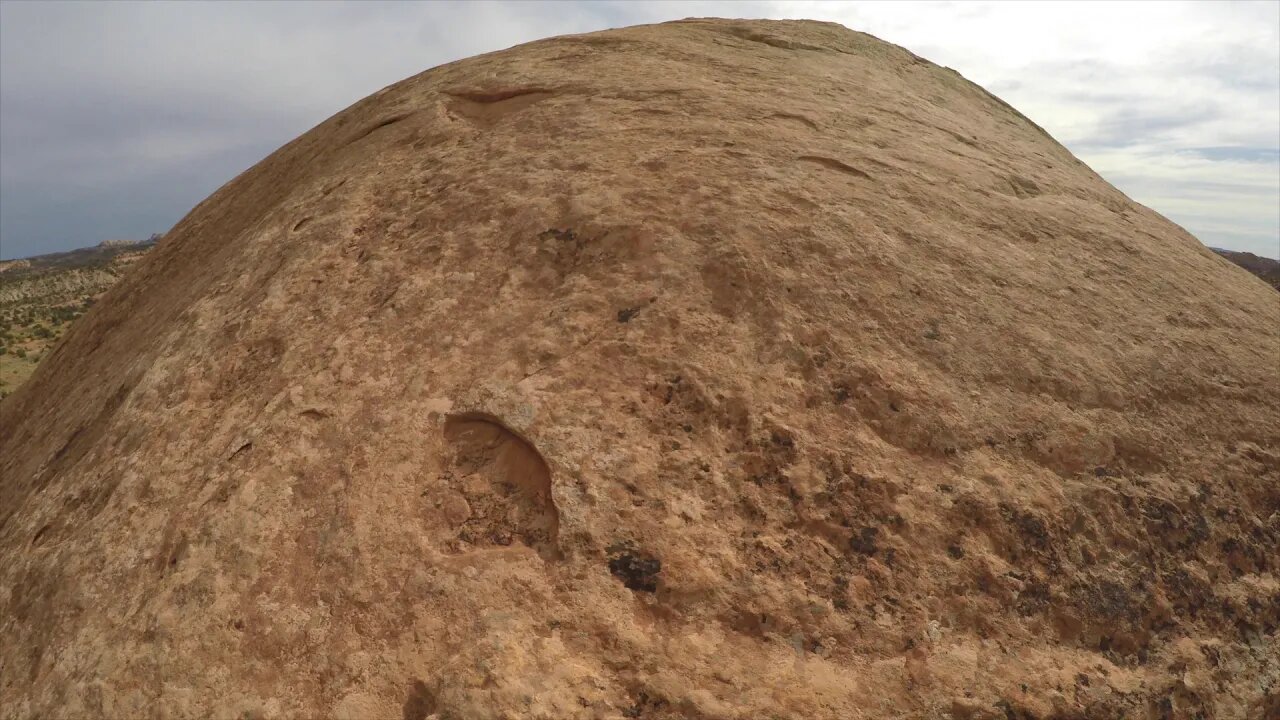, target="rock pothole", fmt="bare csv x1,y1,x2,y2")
441,412,560,560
